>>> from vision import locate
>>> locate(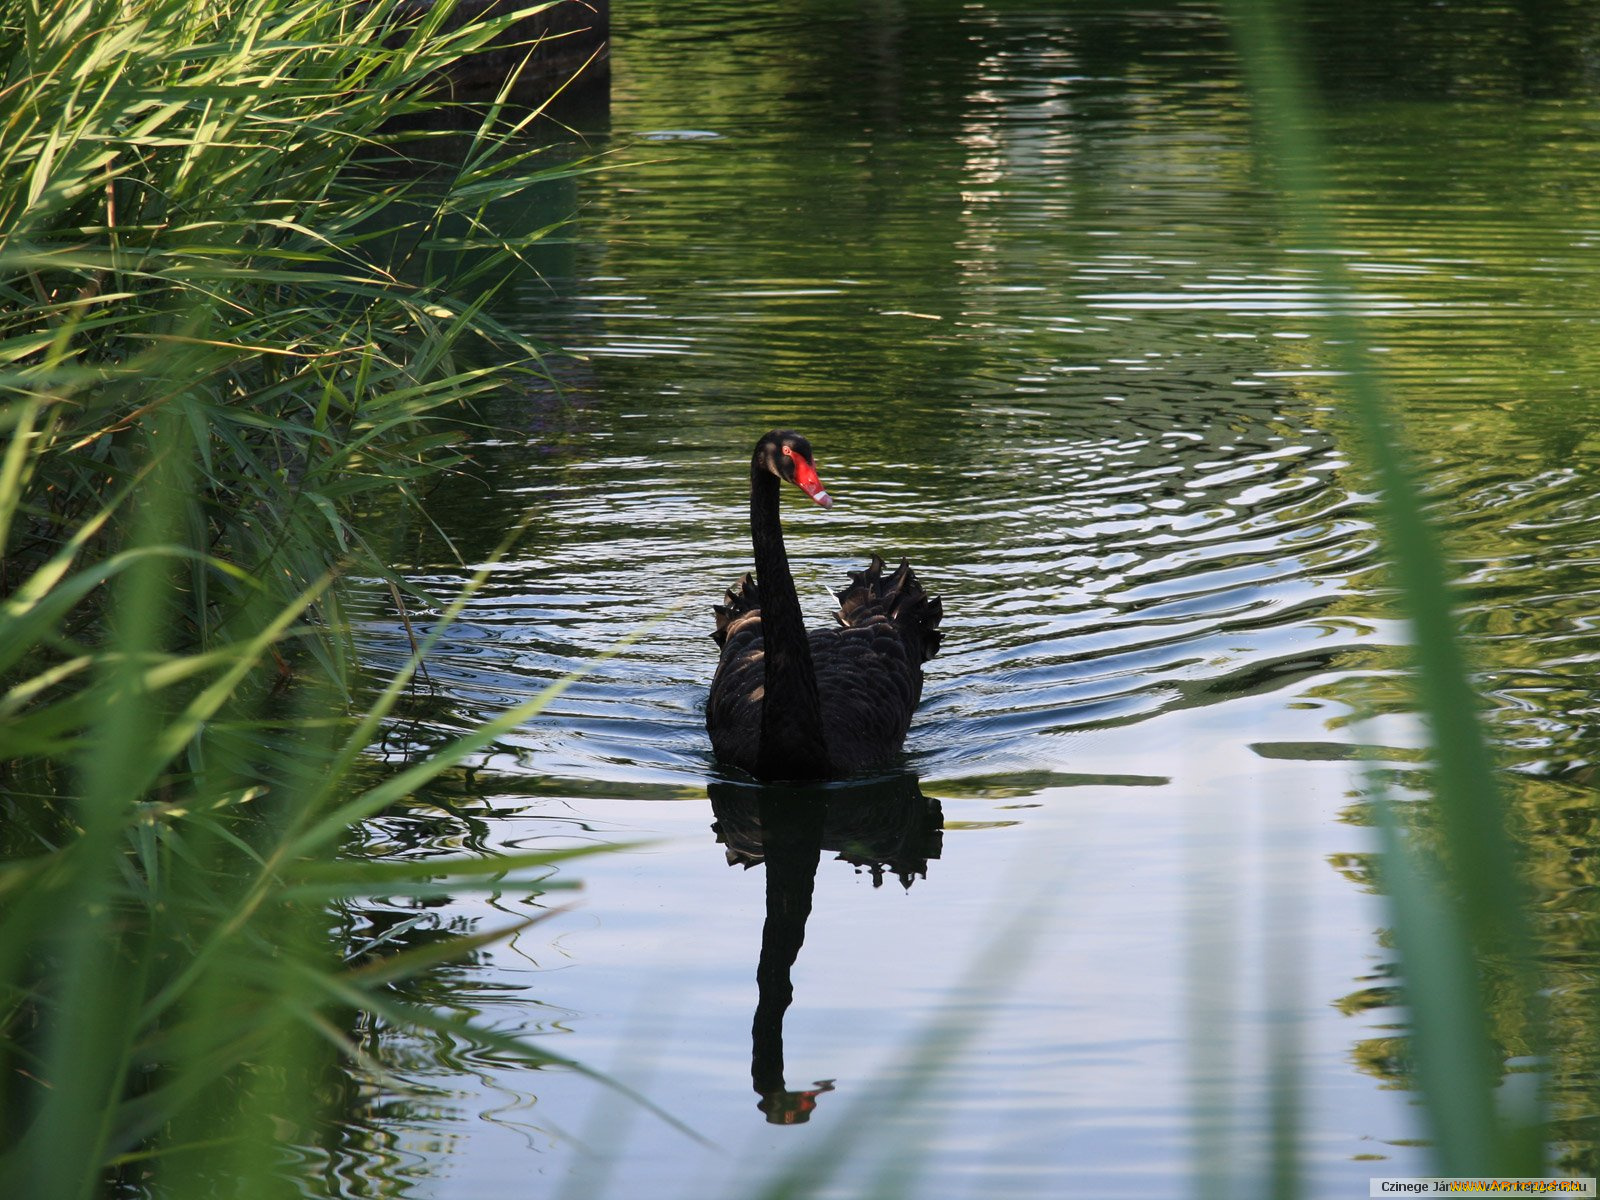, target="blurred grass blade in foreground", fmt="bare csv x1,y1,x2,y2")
1225,0,1544,1175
